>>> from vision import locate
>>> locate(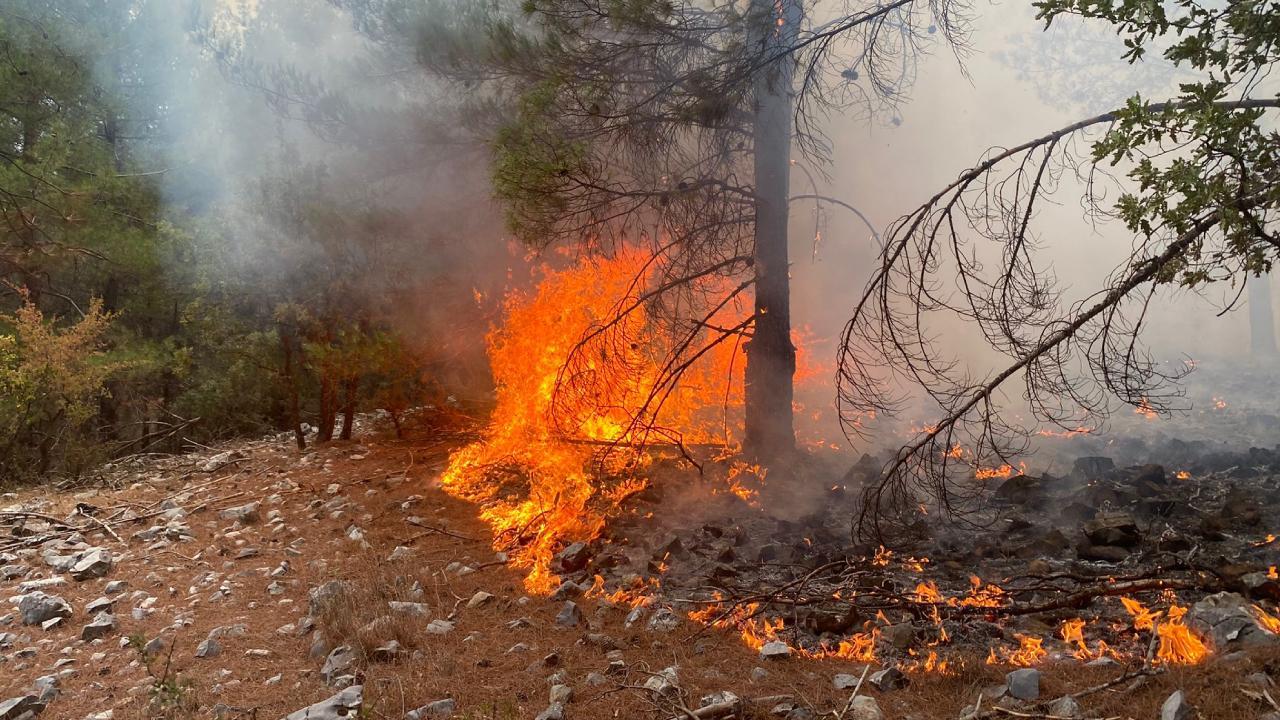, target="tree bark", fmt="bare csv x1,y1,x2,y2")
339,376,357,440
1249,273,1277,358
743,0,799,464
278,323,306,450
317,374,336,443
